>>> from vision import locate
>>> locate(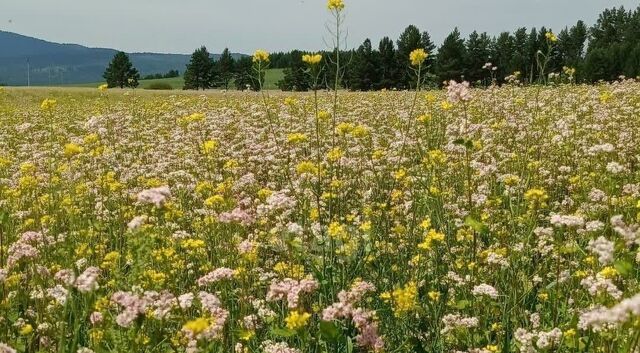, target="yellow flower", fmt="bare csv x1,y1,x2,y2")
239,330,255,341
40,98,57,111
0,156,12,169
409,48,428,67
183,318,210,335
98,84,109,91
287,133,308,144
328,222,348,239
417,114,432,123
486,345,499,353
253,49,270,63
428,291,440,302
205,195,225,208
20,324,33,335
296,161,318,175
302,53,323,65
524,188,548,209
64,143,84,158
599,266,618,279
545,31,558,43
201,140,218,155
317,111,331,121
418,229,446,250
391,282,418,316
327,0,345,11
285,311,311,330
327,148,344,162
